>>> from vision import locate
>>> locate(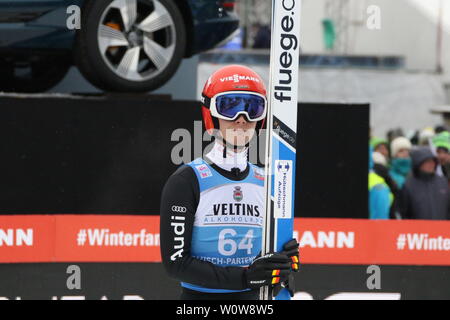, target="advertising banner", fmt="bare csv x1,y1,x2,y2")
1,215,449,266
